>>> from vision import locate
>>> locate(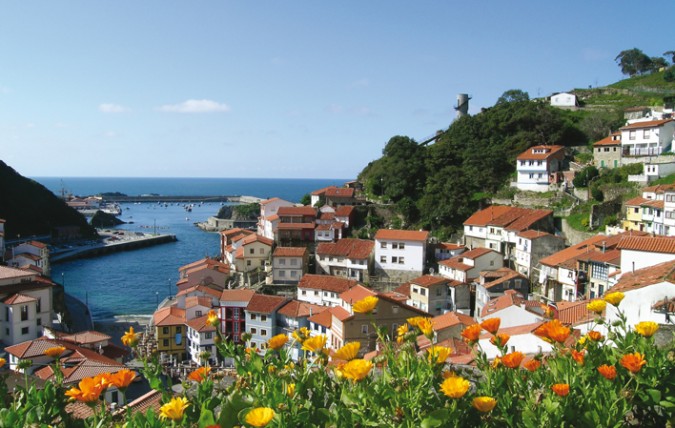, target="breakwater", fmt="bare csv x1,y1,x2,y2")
101,195,262,203
51,233,177,263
